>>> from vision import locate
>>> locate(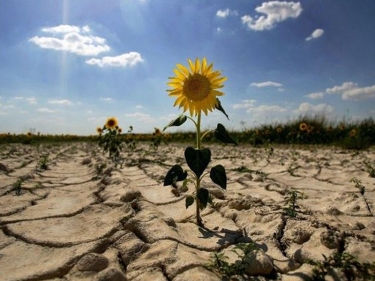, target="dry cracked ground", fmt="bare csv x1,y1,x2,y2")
0,142,374,281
